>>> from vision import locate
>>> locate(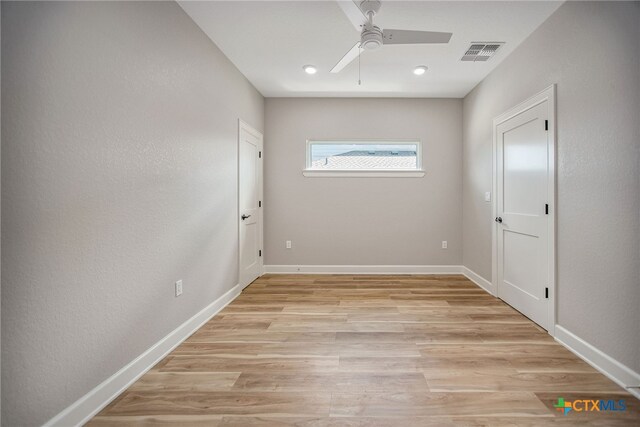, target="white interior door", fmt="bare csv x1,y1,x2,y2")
496,100,551,330
238,120,263,289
